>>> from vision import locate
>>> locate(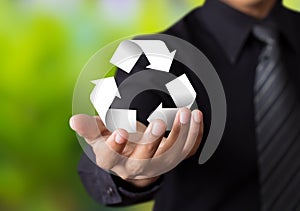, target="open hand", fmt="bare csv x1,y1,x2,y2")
70,108,203,187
